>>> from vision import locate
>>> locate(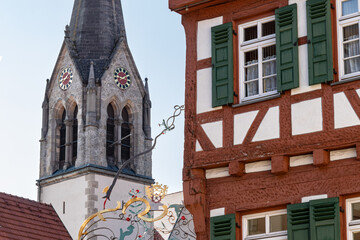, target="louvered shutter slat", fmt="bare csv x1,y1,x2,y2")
211,22,234,108
276,4,299,91
307,0,333,85
210,214,236,240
